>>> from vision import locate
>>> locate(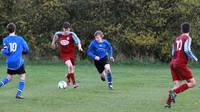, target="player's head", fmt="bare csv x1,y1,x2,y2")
94,30,104,41
181,22,190,33
63,22,71,31
7,23,16,34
